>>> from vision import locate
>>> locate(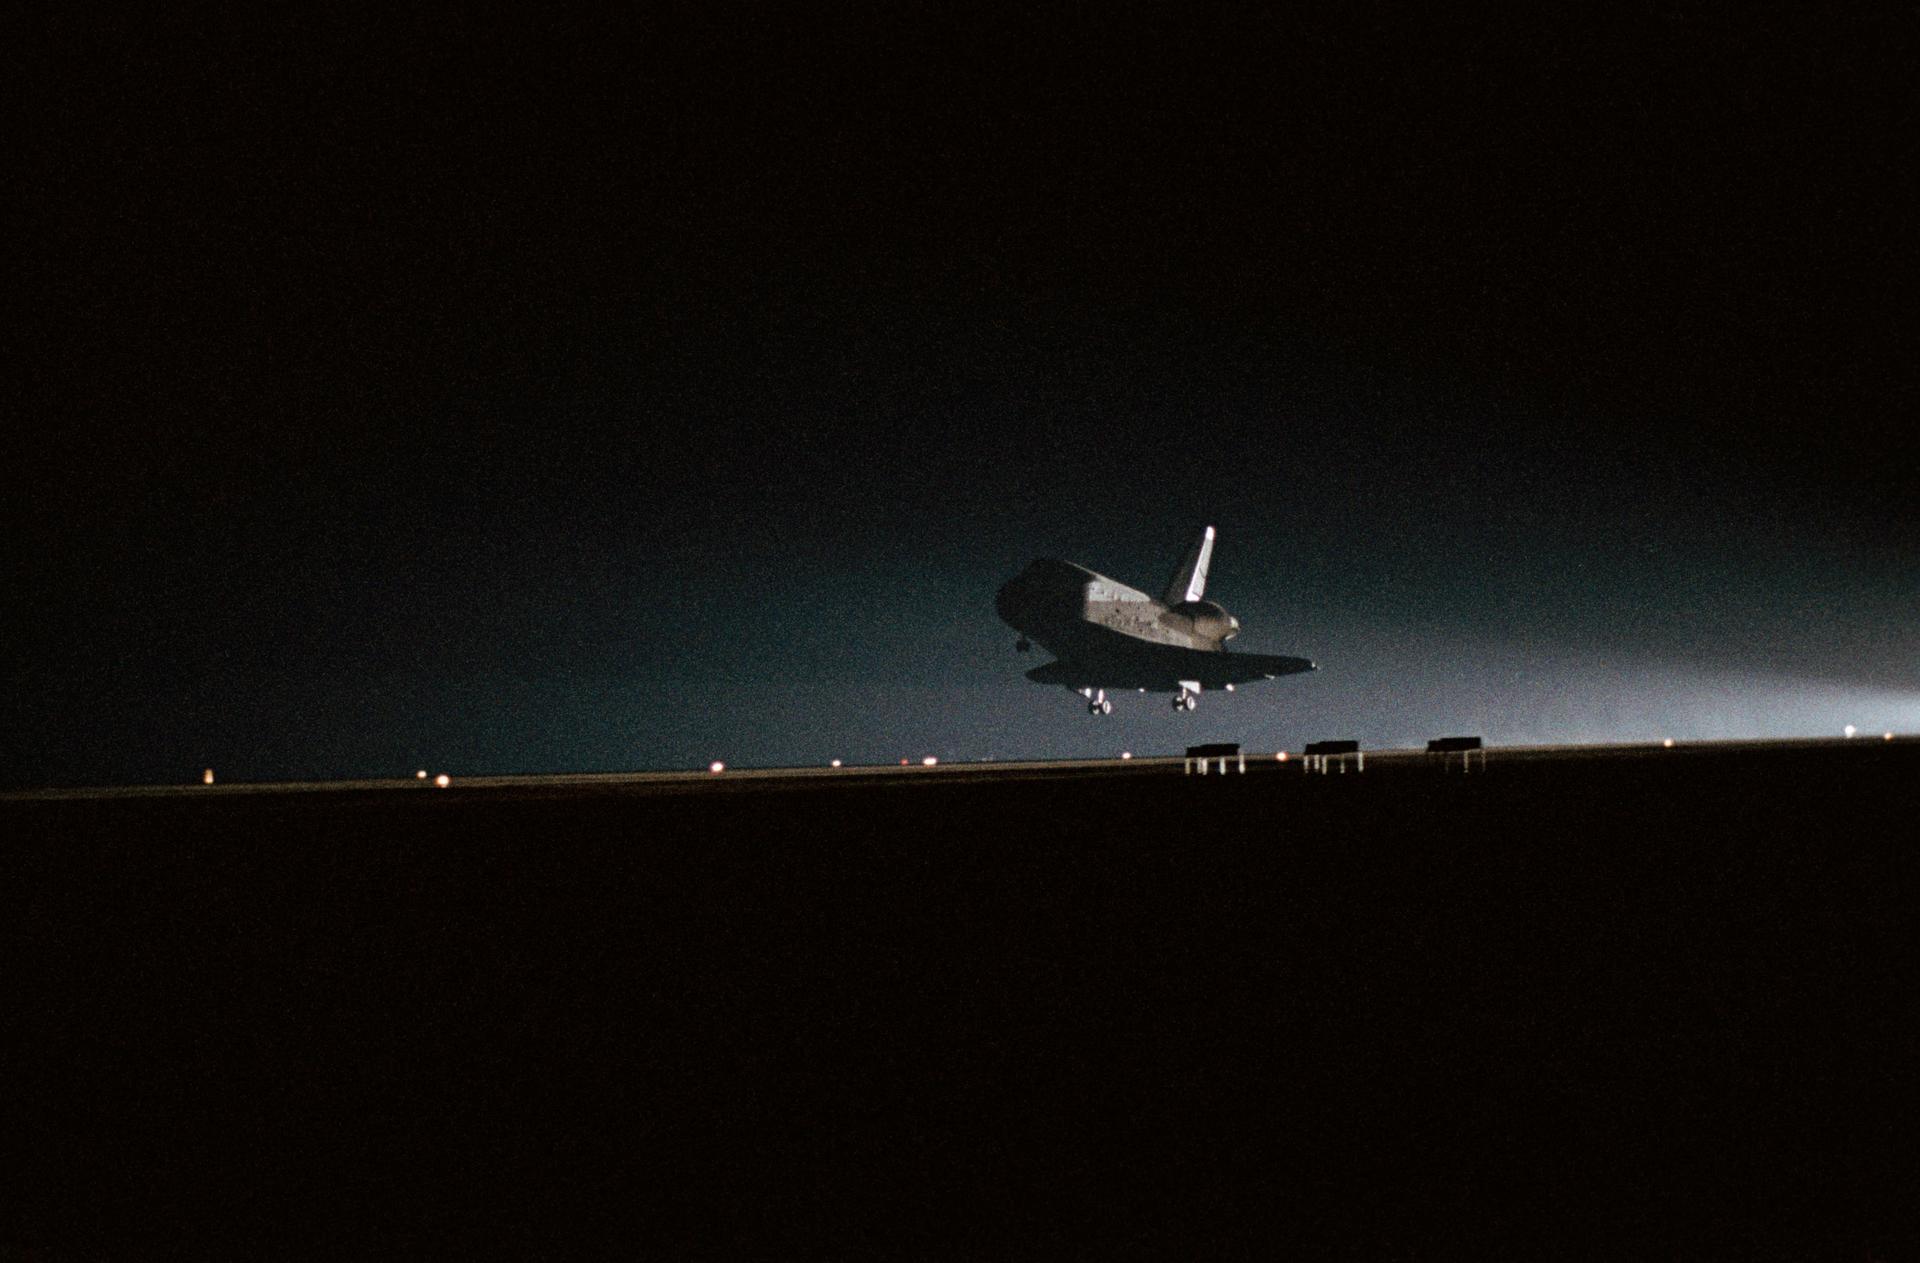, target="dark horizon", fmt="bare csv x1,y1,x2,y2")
9,8,1916,786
